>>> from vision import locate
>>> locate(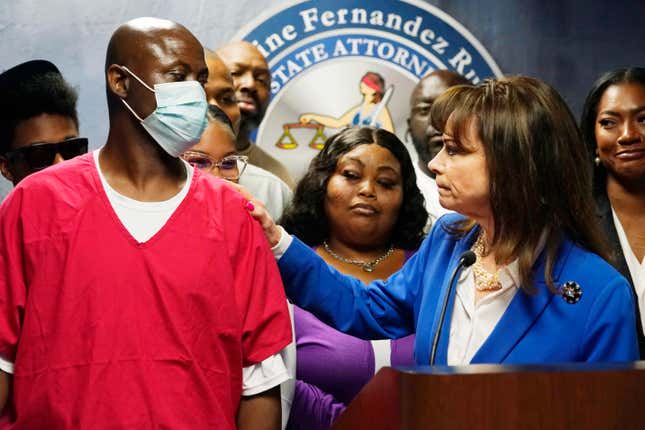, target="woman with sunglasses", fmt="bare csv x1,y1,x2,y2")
182,105,292,220
0,60,87,188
